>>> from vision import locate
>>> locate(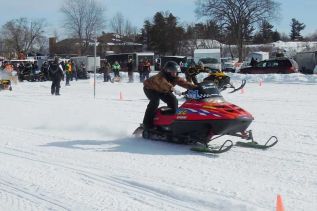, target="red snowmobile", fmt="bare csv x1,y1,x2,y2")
134,81,278,153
